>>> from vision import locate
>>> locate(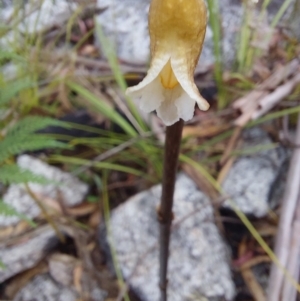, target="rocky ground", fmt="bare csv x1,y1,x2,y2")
0,0,300,301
